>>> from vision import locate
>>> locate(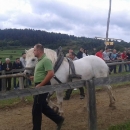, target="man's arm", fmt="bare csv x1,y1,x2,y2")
36,70,54,88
